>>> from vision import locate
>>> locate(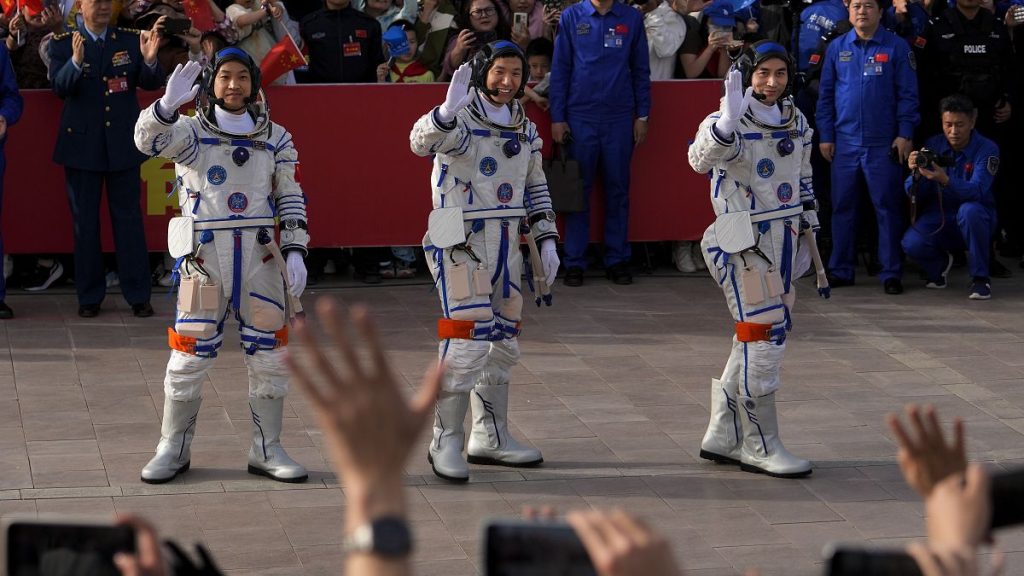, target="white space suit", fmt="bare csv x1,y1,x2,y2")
688,94,816,478
134,97,310,484
410,92,558,482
